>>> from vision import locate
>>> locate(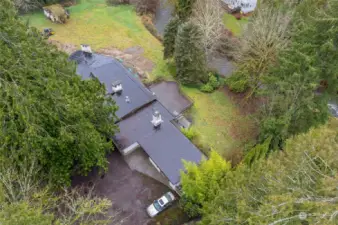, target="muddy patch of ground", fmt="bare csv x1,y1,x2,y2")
97,46,155,79
48,40,78,54
48,41,155,80
222,86,265,116
72,151,186,225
